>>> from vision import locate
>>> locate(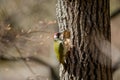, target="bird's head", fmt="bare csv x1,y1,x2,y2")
54,32,62,40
